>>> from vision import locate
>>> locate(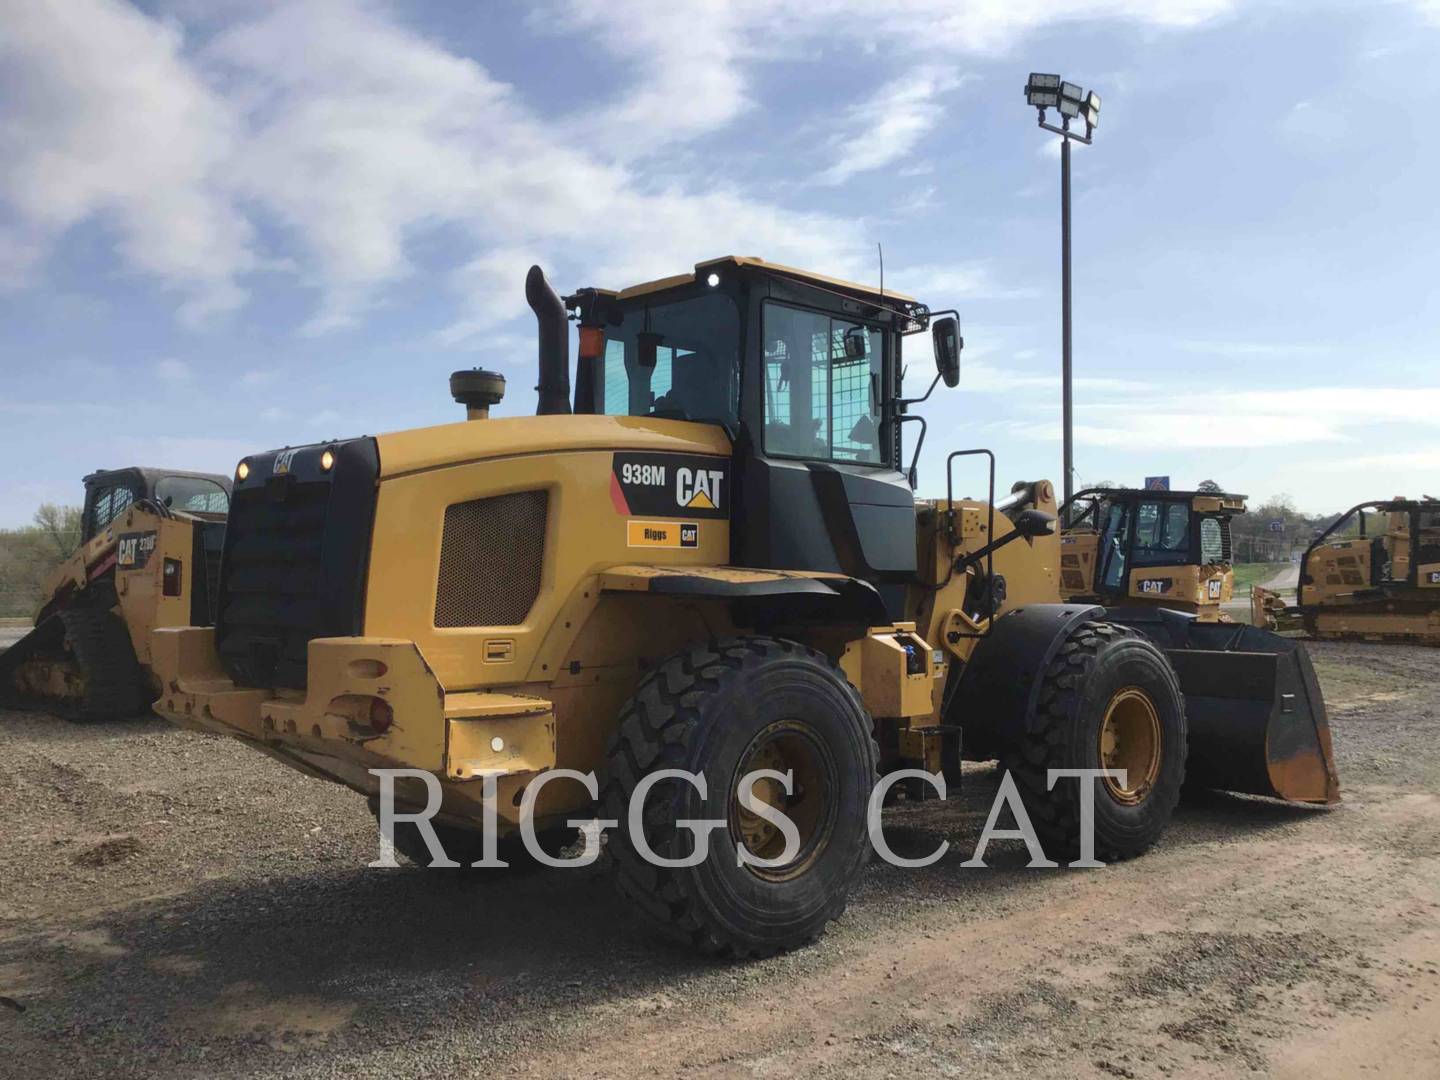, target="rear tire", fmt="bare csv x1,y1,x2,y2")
1000,621,1186,862
600,637,879,959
